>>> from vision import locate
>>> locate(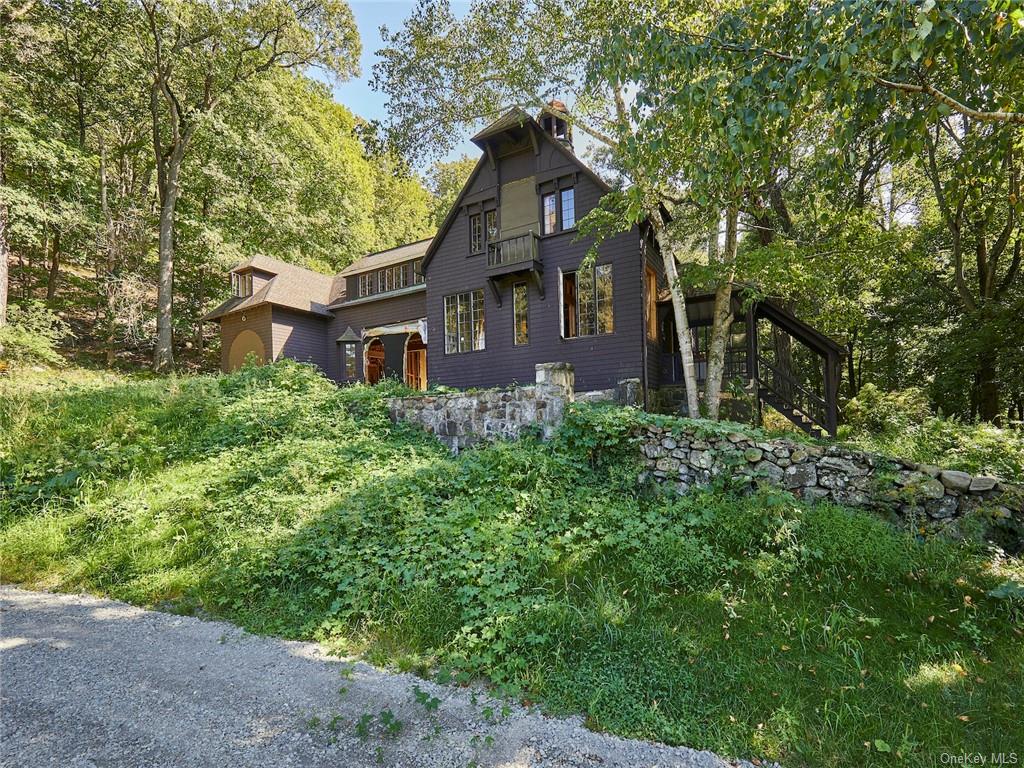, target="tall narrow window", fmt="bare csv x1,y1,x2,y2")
343,343,357,379
645,265,658,340
542,192,557,234
235,272,252,297
561,264,613,338
359,273,376,298
485,209,498,244
443,289,485,353
470,213,483,253
596,264,613,334
513,282,529,345
560,187,576,229
412,259,424,284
